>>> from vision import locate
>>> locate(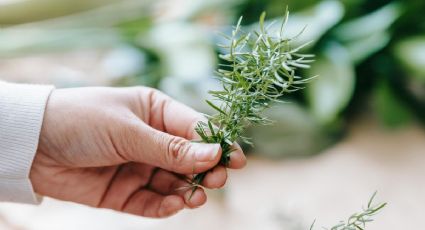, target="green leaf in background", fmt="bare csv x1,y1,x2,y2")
249,103,331,158
334,2,402,41
334,2,403,63
394,36,425,82
342,31,391,64
251,0,344,47
391,36,425,124
306,43,355,125
0,0,120,25
374,80,412,128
